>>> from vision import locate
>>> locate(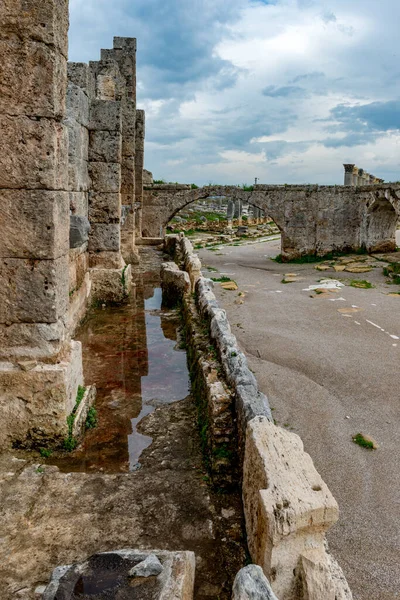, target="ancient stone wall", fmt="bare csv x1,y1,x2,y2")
0,4,145,446
143,183,400,259
0,0,84,447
